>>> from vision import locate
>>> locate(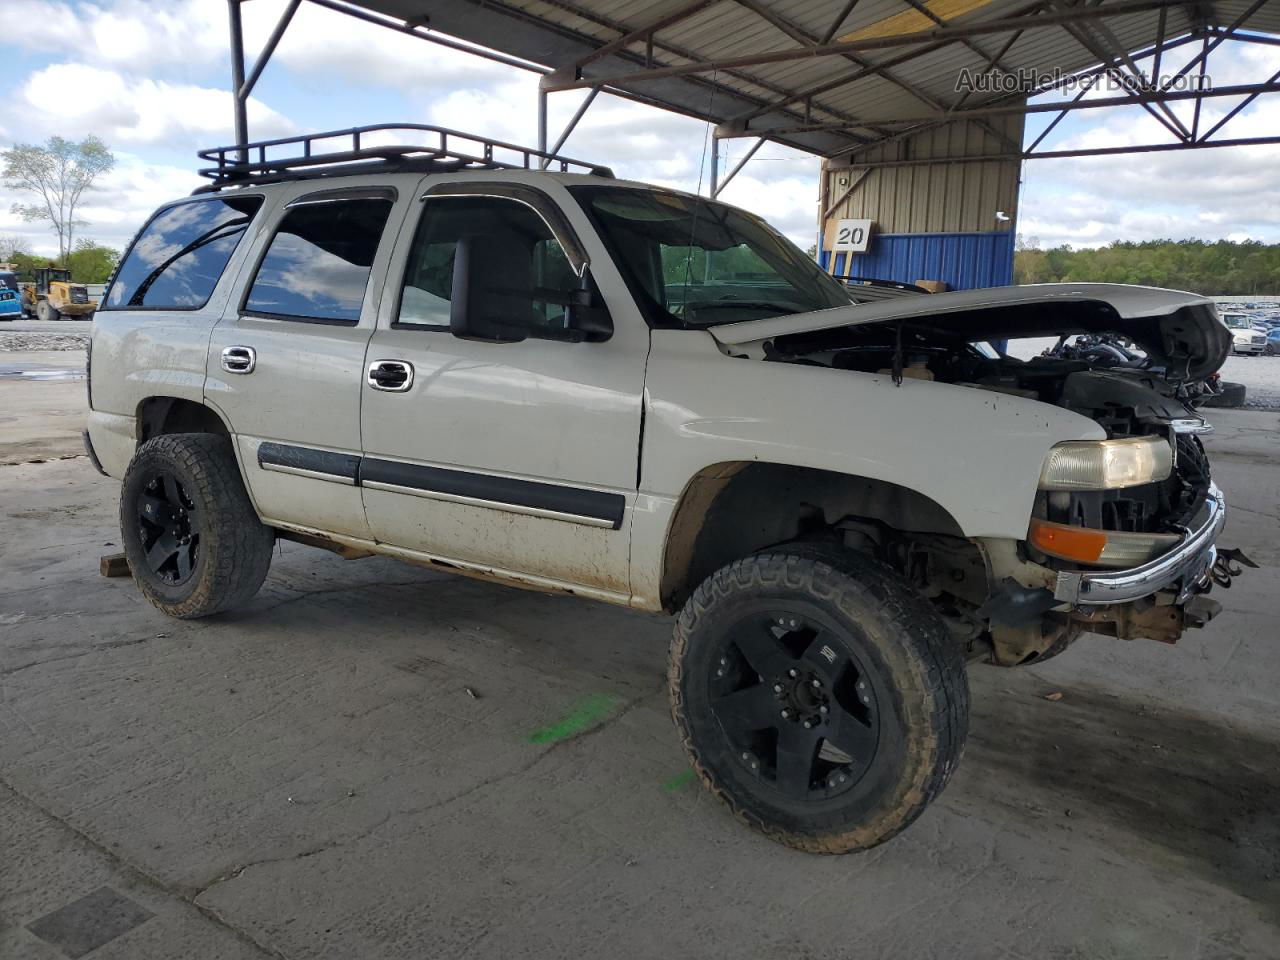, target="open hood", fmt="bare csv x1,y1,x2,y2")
708,283,1230,381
